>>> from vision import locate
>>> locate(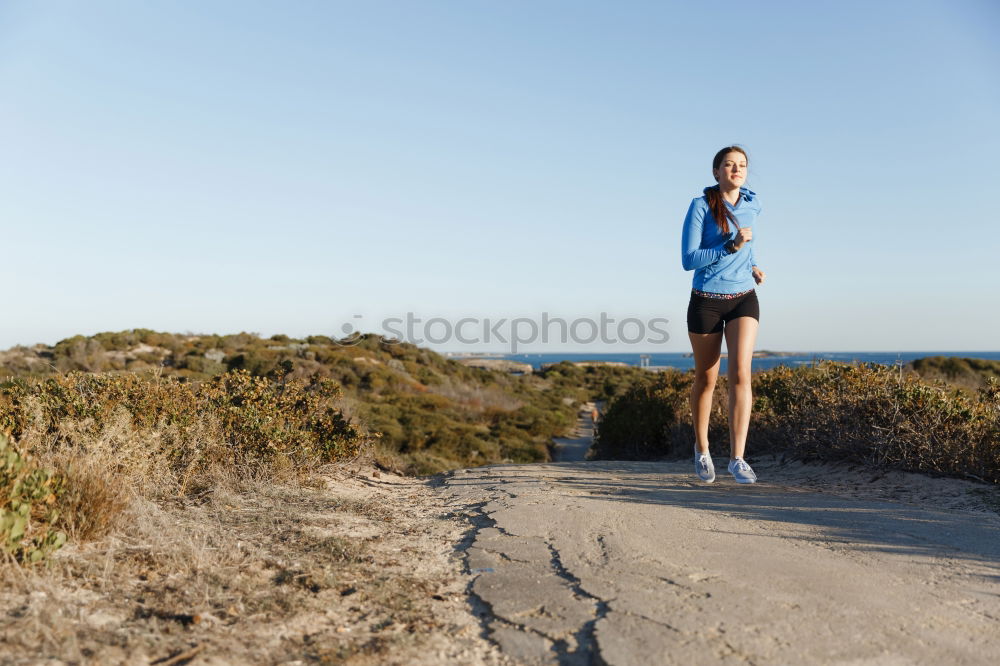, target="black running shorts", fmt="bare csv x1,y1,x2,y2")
686,290,760,334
